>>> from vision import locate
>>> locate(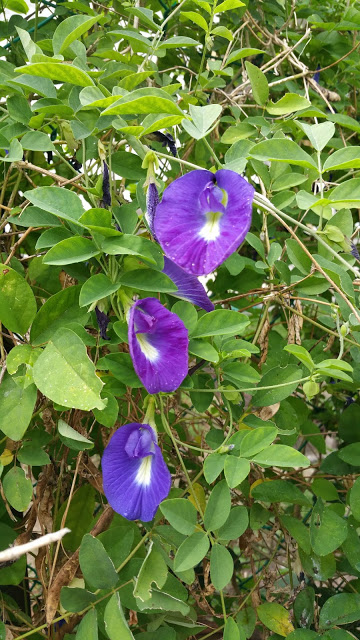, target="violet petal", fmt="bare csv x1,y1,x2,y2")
102,423,171,521
128,297,189,394
163,256,214,312
154,168,254,276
